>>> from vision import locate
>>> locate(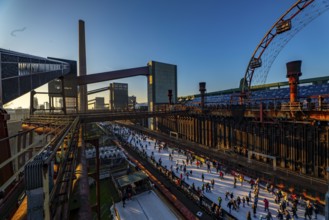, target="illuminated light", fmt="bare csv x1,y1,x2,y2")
21,123,30,131
276,19,292,34
34,127,52,135
21,124,36,131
